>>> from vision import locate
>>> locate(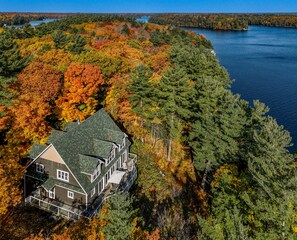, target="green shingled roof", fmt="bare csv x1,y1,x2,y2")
28,143,48,159
42,178,55,191
30,109,128,193
64,122,78,132
79,154,100,174
46,130,65,144
101,128,125,144
41,177,85,193
93,139,114,159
